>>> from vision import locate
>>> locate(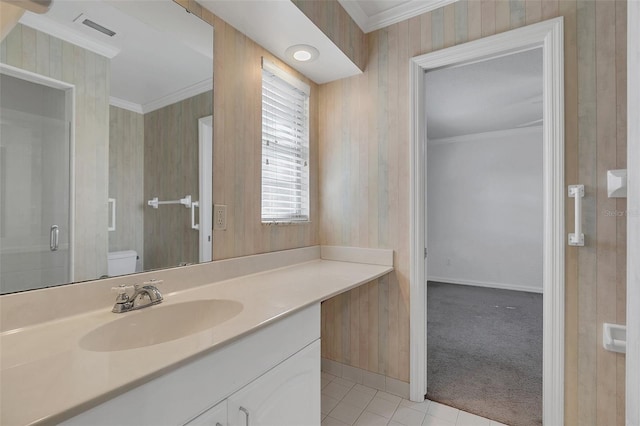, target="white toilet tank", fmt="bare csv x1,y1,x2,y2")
107,250,138,277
